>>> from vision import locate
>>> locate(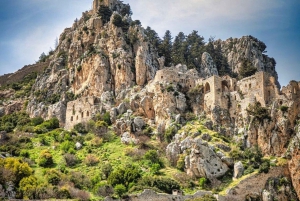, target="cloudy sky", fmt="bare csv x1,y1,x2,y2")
0,0,299,87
